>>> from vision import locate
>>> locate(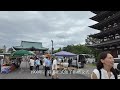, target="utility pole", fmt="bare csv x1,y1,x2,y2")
3,45,6,53
51,40,53,54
